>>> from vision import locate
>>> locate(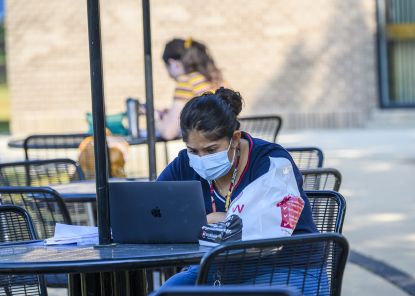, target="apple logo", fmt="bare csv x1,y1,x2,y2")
151,206,162,218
